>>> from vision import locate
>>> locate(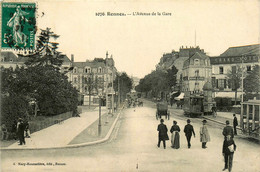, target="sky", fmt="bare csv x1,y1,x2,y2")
34,0,260,78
